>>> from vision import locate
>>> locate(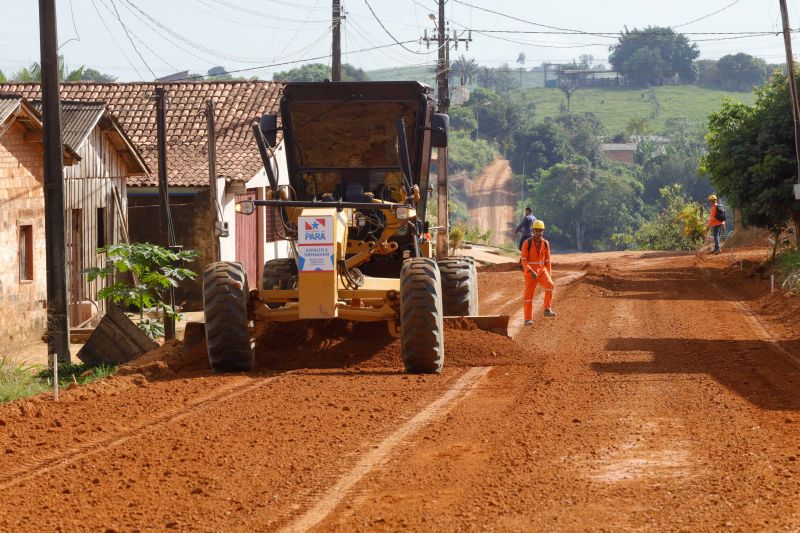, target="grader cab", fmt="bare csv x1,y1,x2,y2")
202,81,507,373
